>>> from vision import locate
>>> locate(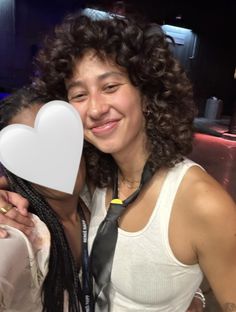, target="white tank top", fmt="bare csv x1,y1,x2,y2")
88,159,203,311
